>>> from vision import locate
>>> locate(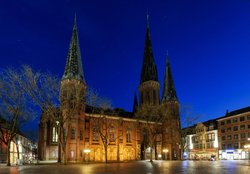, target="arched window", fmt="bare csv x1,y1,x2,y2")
126,128,131,143
71,128,75,139
92,124,99,142
52,126,58,142
109,126,115,142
